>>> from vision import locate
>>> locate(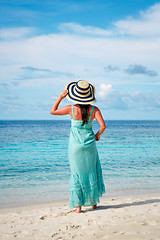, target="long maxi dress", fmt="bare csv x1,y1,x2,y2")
68,105,106,208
